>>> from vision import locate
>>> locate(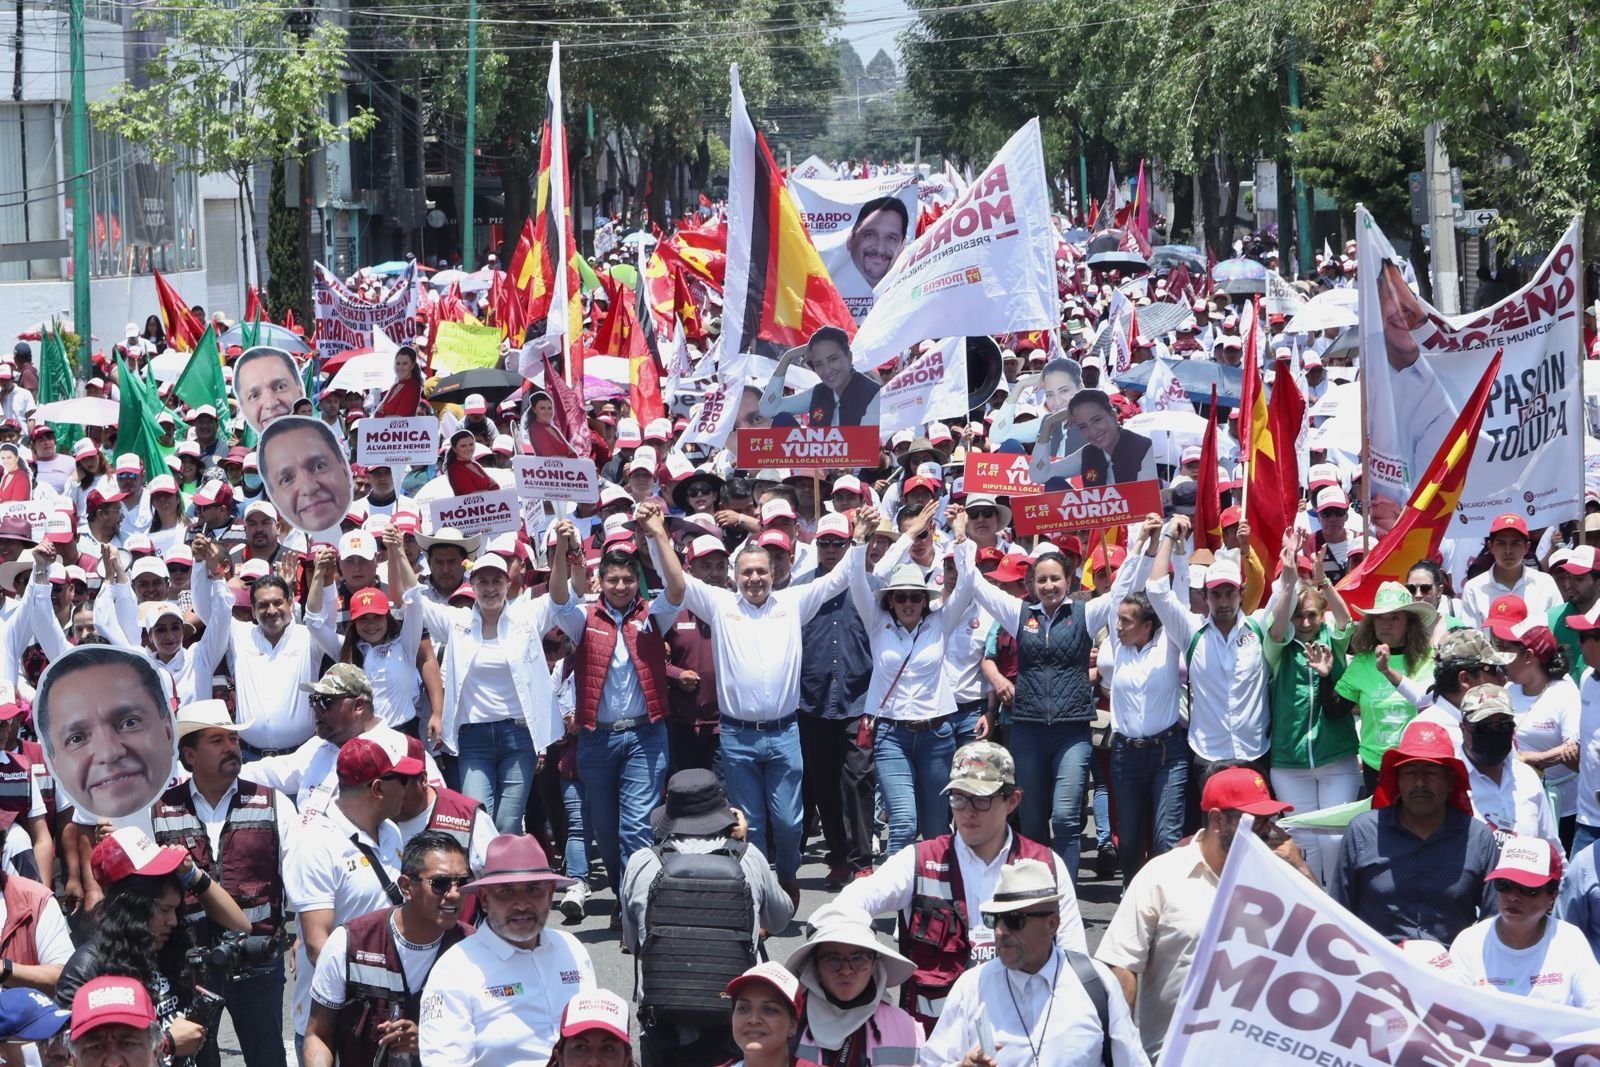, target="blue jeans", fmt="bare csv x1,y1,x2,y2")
1007,720,1094,882
577,719,668,889
560,775,589,884
1573,823,1600,863
720,718,804,882
954,703,986,749
457,719,536,835
875,717,958,855
1110,728,1189,886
